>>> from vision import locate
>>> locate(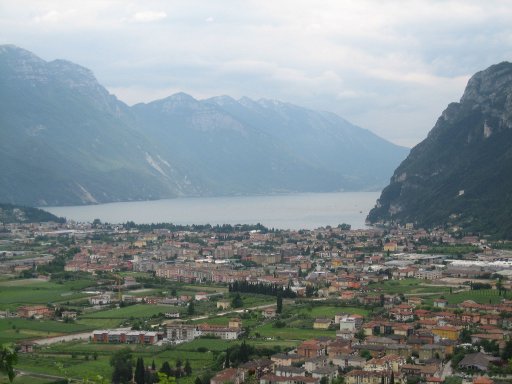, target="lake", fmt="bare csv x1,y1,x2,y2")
44,192,380,230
